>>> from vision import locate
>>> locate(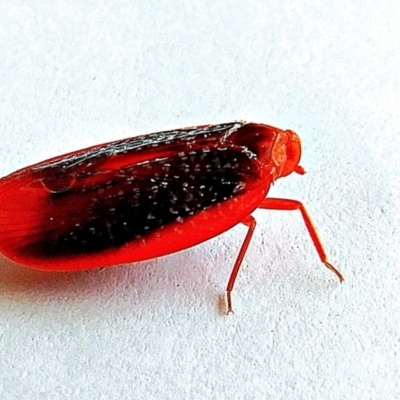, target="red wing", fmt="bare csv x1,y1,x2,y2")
0,122,264,266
